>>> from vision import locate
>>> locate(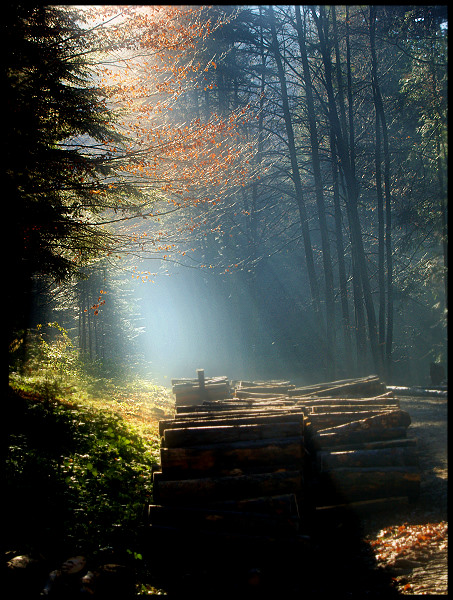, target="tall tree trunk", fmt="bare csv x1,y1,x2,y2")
370,6,394,379
437,132,448,315
372,62,386,364
268,5,325,371
312,6,382,375
330,132,354,374
295,5,336,378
